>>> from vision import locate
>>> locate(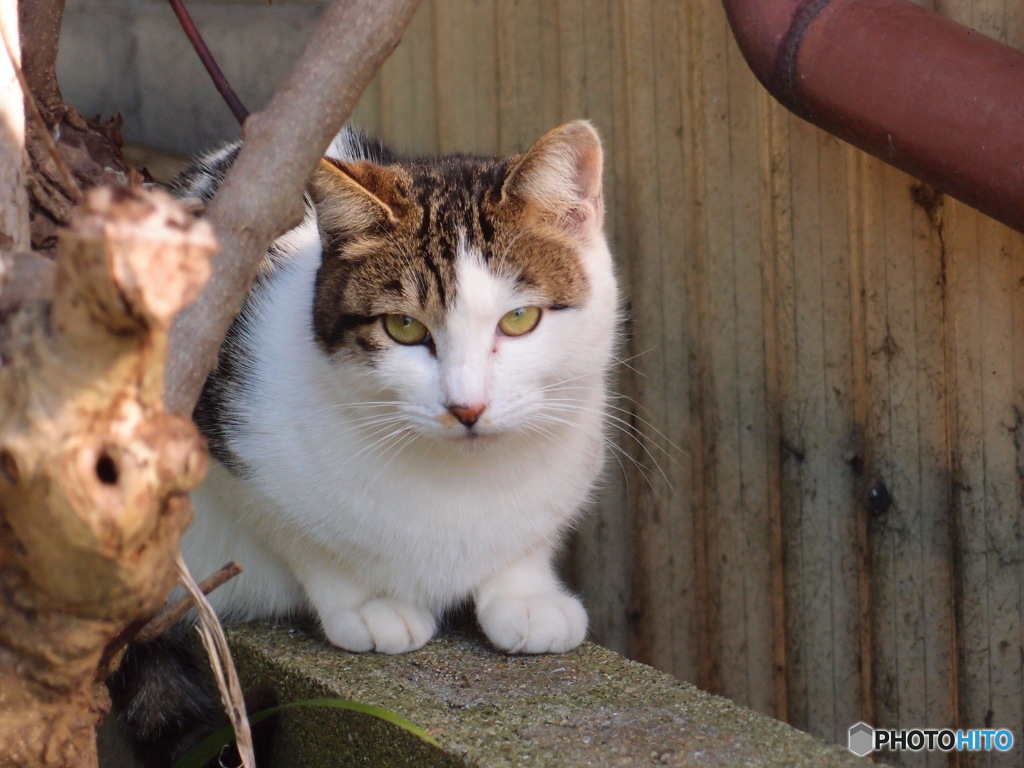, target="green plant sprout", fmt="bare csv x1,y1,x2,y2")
172,697,440,768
